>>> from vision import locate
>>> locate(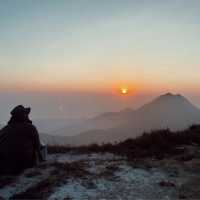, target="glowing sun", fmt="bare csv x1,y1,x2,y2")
120,88,128,95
